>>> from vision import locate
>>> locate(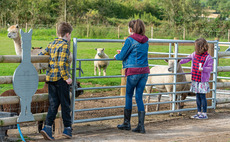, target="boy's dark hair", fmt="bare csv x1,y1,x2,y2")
57,22,73,37
195,38,209,54
128,19,145,35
